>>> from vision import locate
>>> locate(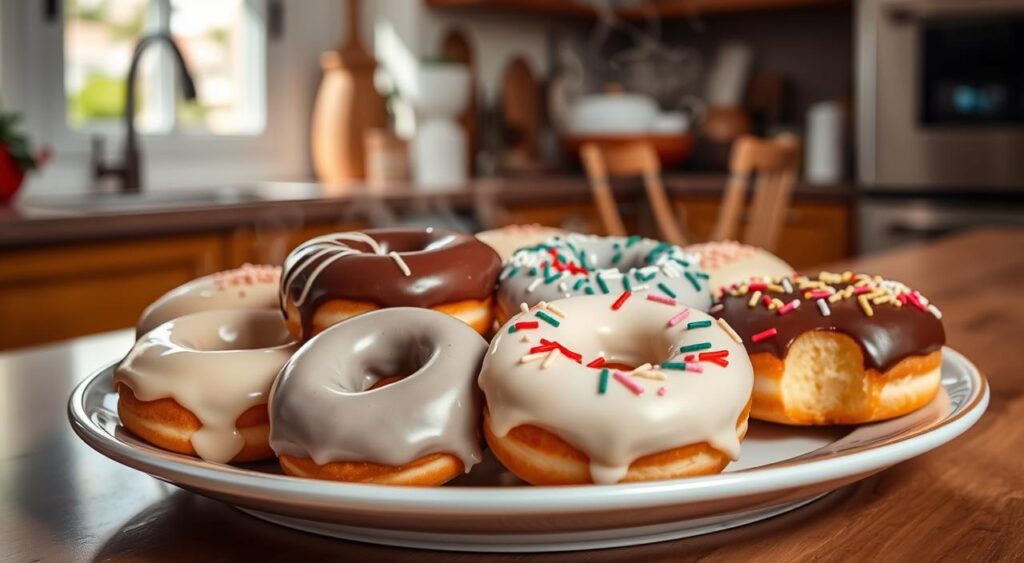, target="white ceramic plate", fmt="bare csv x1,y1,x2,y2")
69,347,988,553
